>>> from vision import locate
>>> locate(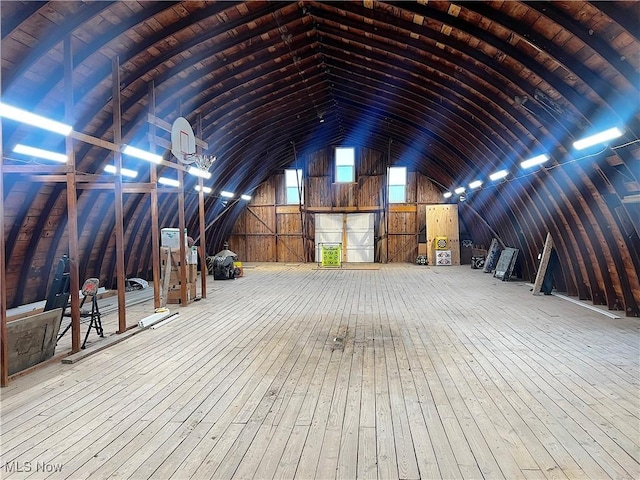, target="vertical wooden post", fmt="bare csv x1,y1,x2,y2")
533,232,554,295
148,82,161,309
198,178,207,298
196,115,207,298
178,169,188,305
384,139,391,263
112,56,127,332
0,111,8,386
342,213,348,264
64,36,81,352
